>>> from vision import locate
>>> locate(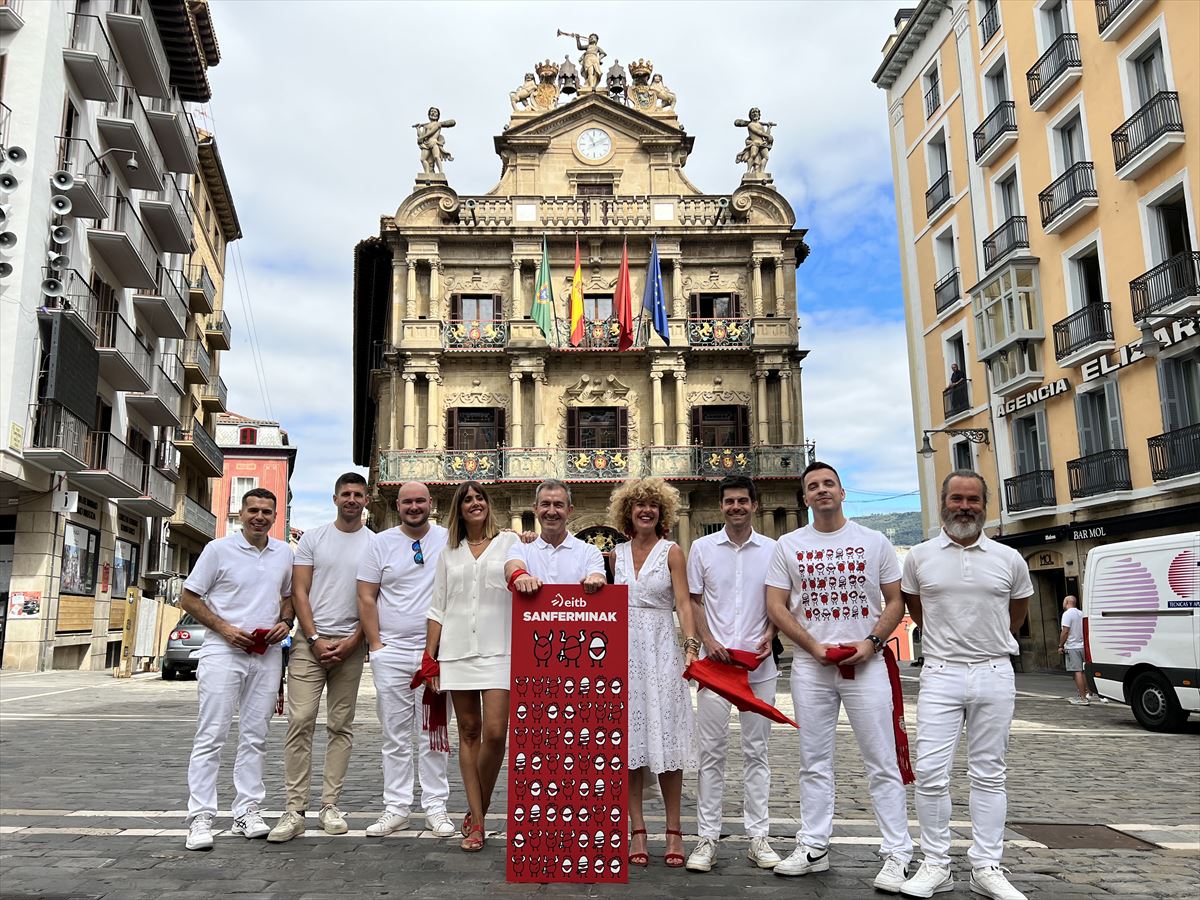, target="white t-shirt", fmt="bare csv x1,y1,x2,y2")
765,520,901,646
1061,606,1084,650
505,532,605,584
184,532,293,645
901,530,1034,663
687,527,778,683
294,522,374,636
356,524,448,650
